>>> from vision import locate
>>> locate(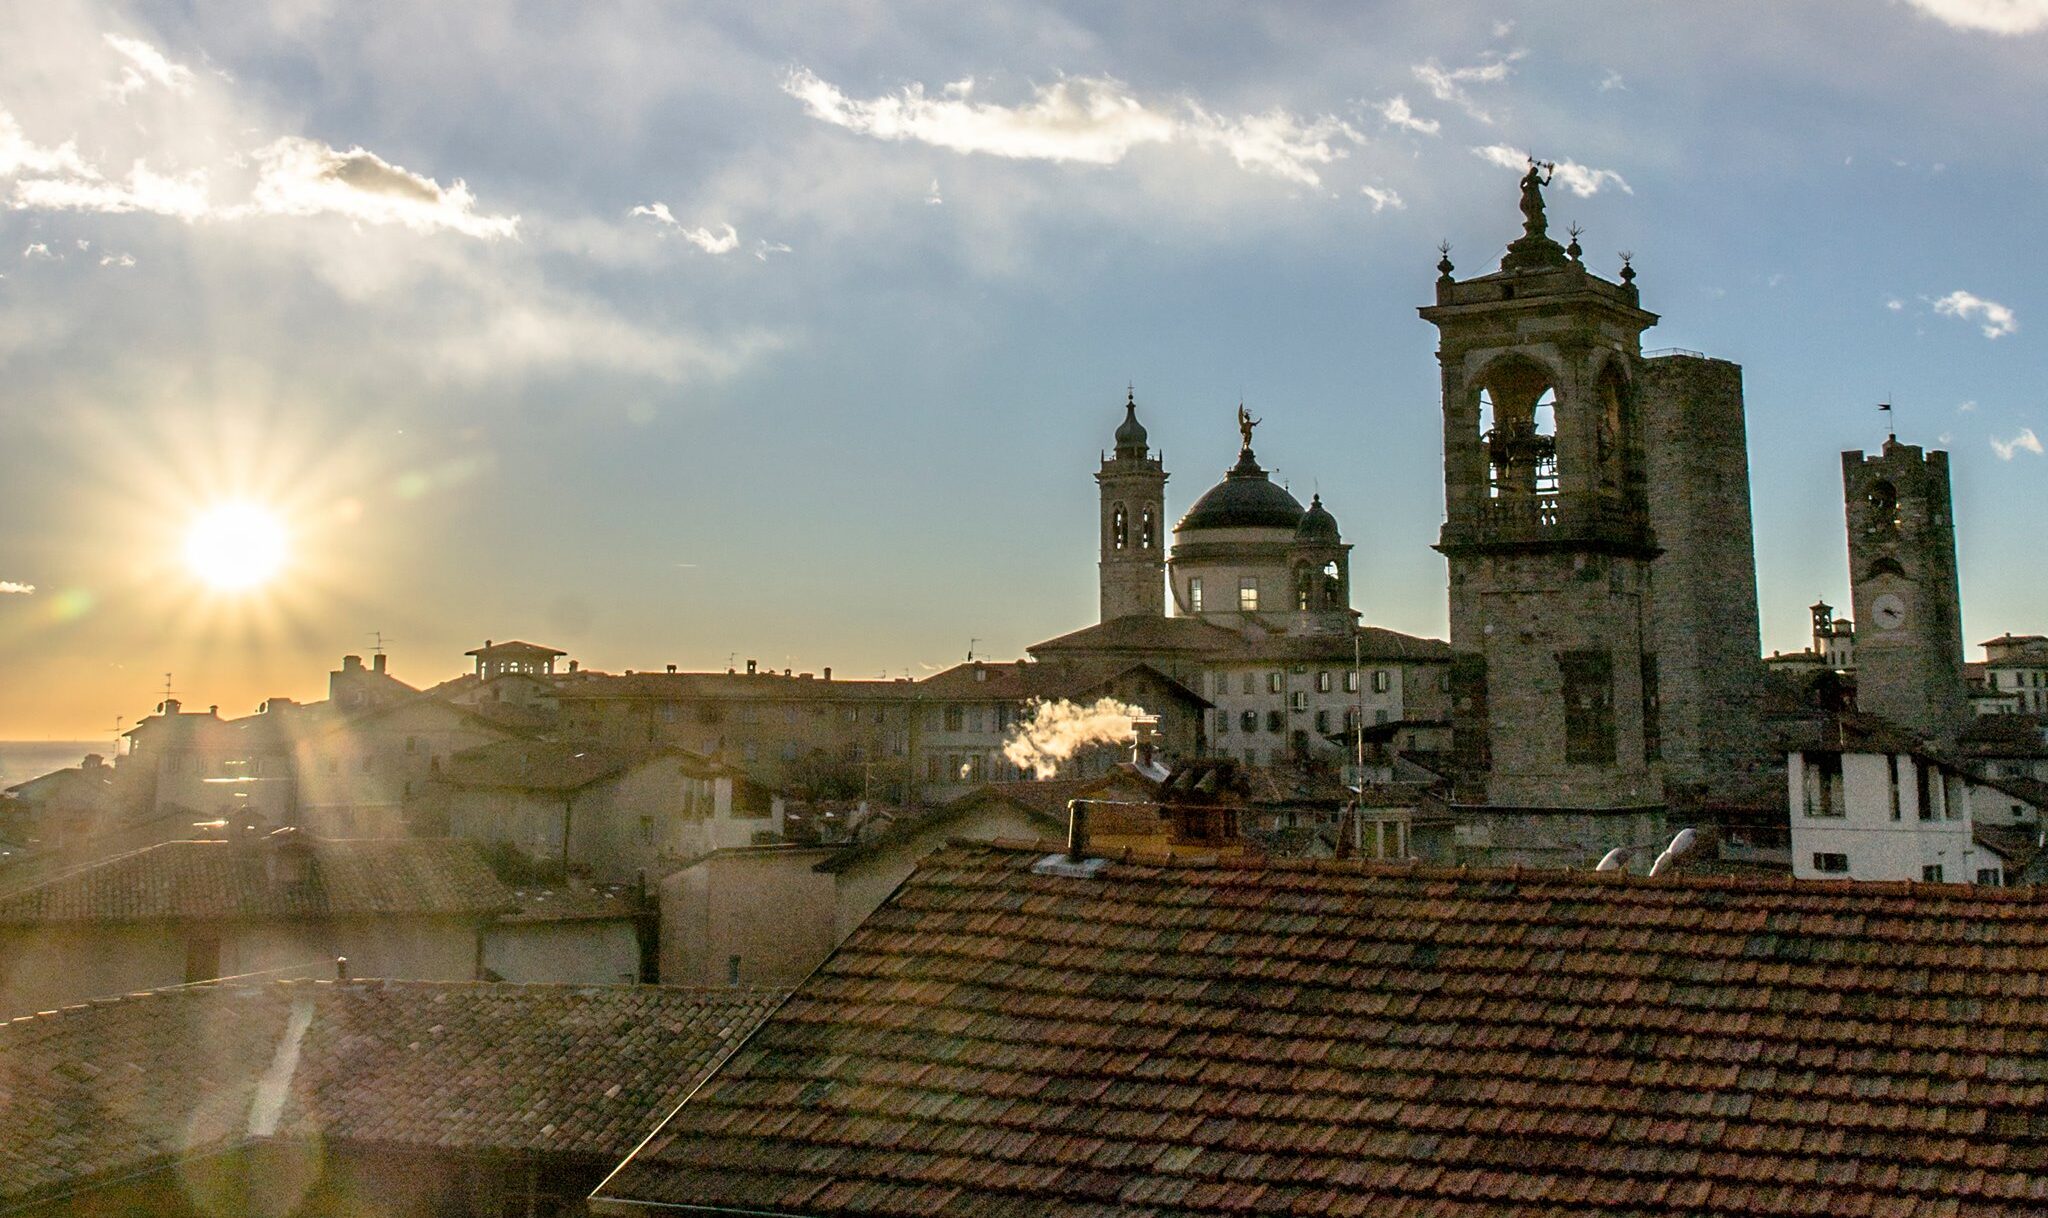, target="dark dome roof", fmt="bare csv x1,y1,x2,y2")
1114,394,1149,455
1177,450,1305,532
1294,494,1340,543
